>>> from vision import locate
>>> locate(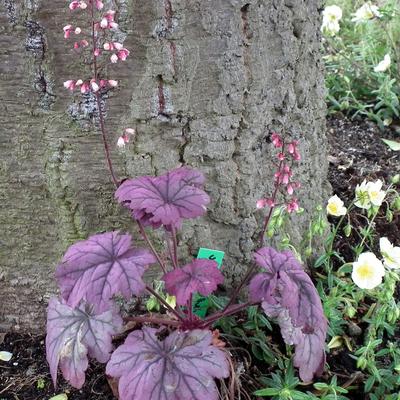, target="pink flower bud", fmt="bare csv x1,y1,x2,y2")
94,48,101,57
75,79,83,86
100,17,108,28
96,0,104,10
74,27,81,34
117,48,129,61
80,39,89,47
256,199,266,209
271,132,283,148
99,79,107,87
287,198,299,213
109,22,119,29
103,42,112,50
110,54,118,63
287,183,294,195
108,80,118,87
79,1,87,9
63,25,72,39
125,128,135,135
91,81,100,92
277,152,285,161
117,137,126,148
80,82,90,94
74,42,79,49
63,80,75,91
105,10,116,20
114,42,123,50
69,1,80,10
